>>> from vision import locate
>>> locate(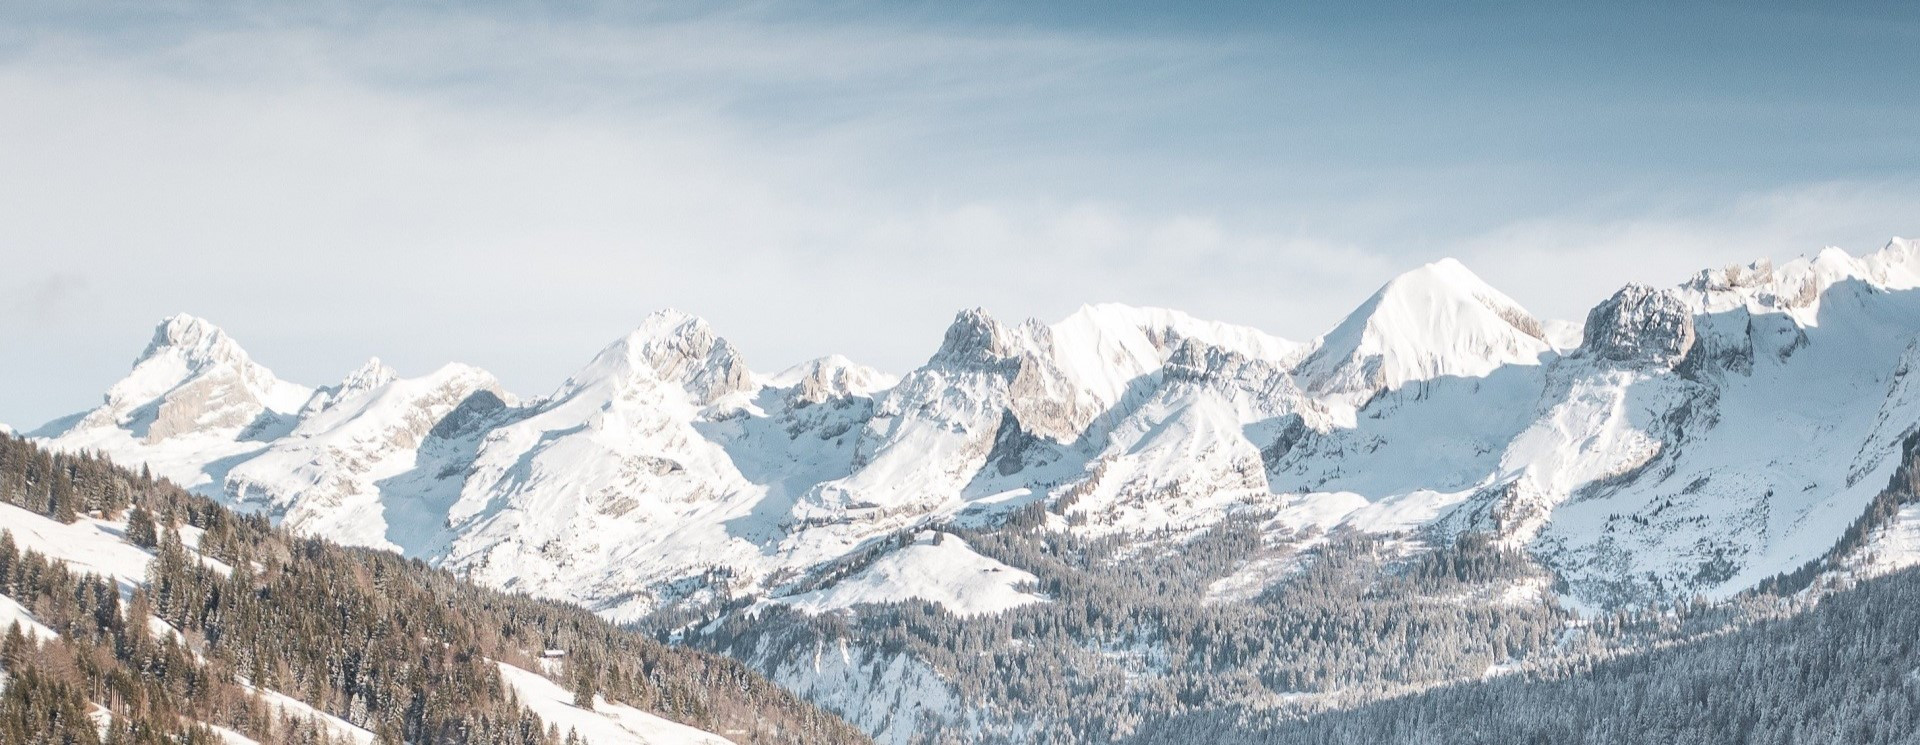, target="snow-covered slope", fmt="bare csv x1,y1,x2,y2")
773,531,1044,618
423,310,781,619
0,501,157,592
0,497,740,745
1293,258,1554,403
224,360,509,550
22,240,1920,625
0,501,382,743
497,662,735,745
